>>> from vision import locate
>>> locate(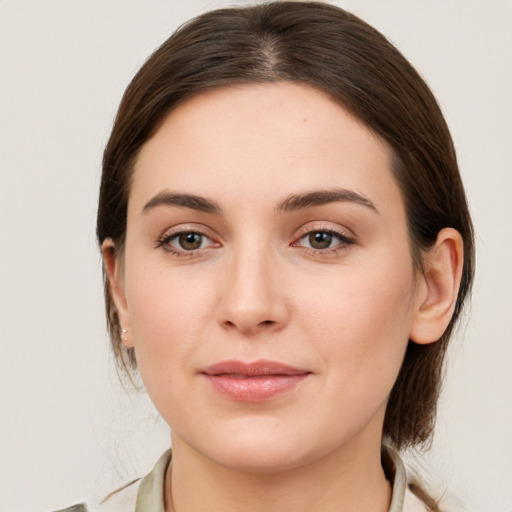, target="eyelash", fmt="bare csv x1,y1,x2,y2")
156,229,217,258
293,228,355,255
156,227,355,258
